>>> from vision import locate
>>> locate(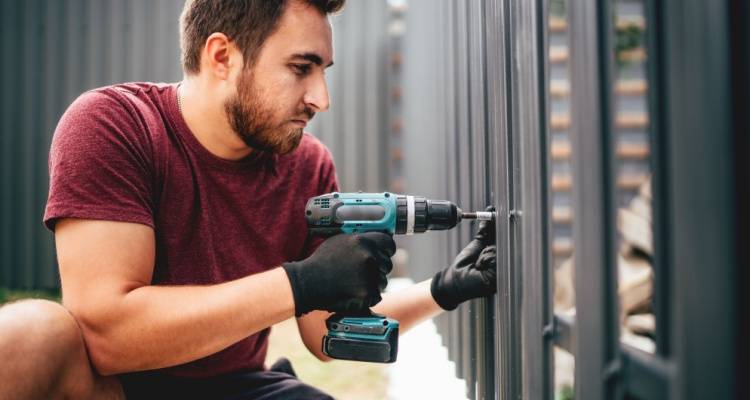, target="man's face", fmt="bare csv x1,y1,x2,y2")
225,1,334,155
